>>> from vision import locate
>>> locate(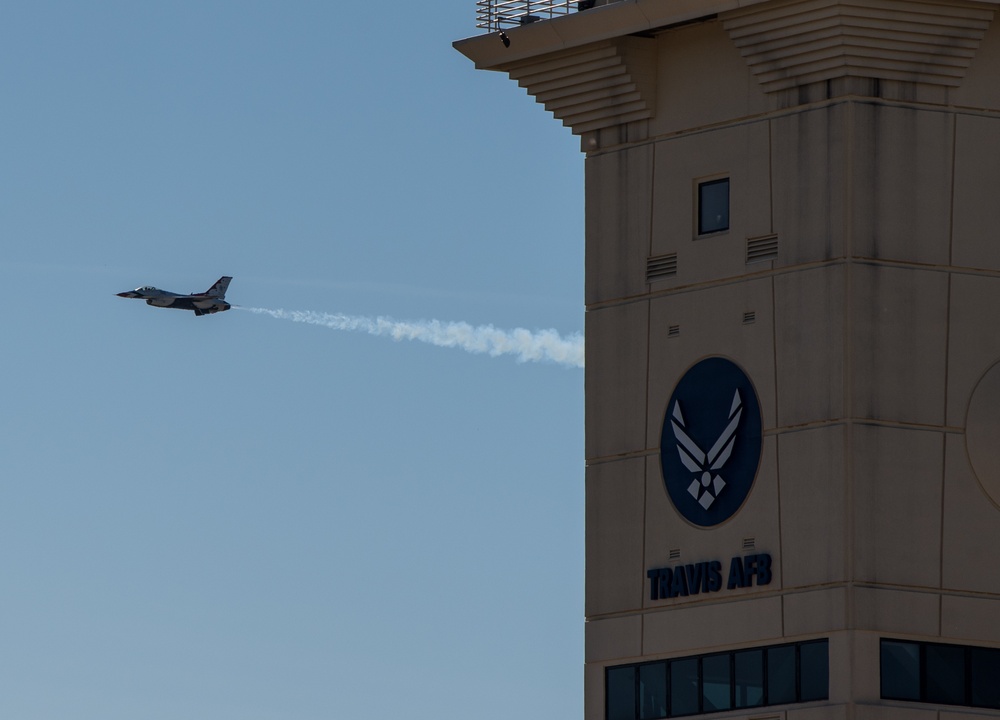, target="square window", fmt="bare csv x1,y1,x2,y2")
926,644,966,705
607,666,637,720
799,640,829,702
670,658,699,717
734,650,764,708
698,178,730,235
639,663,667,720
702,654,732,712
971,647,1000,708
881,640,921,701
767,645,796,705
